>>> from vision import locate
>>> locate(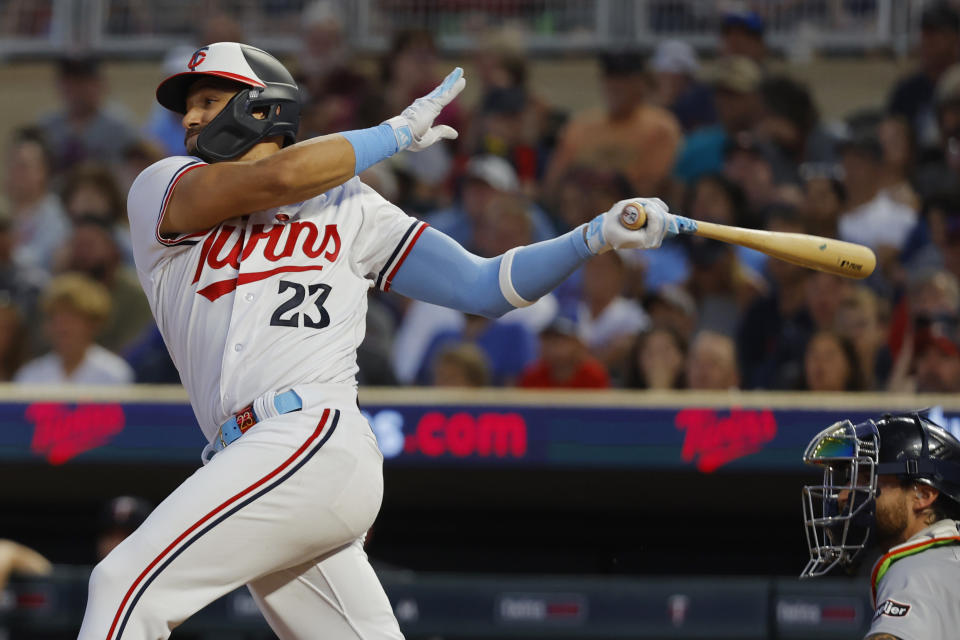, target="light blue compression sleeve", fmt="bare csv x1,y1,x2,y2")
390,226,594,318
340,124,398,175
